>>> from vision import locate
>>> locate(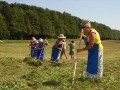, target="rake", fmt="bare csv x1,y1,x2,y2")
72,29,83,84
